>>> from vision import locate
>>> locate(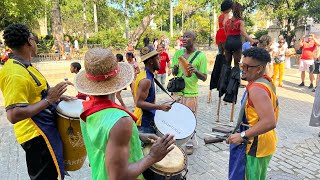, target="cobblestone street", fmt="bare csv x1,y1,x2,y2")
0,60,319,180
